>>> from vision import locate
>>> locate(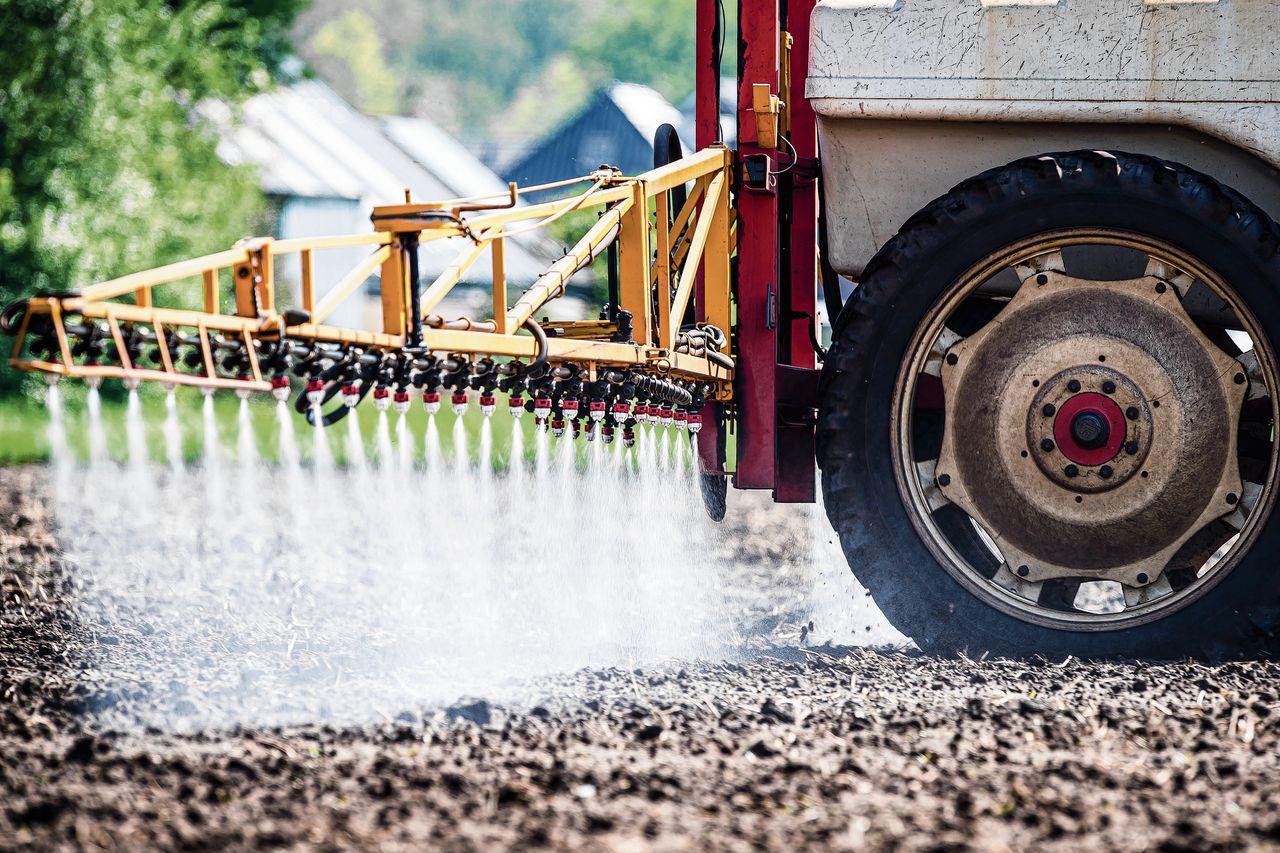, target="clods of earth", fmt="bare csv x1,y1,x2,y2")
3,466,1280,850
